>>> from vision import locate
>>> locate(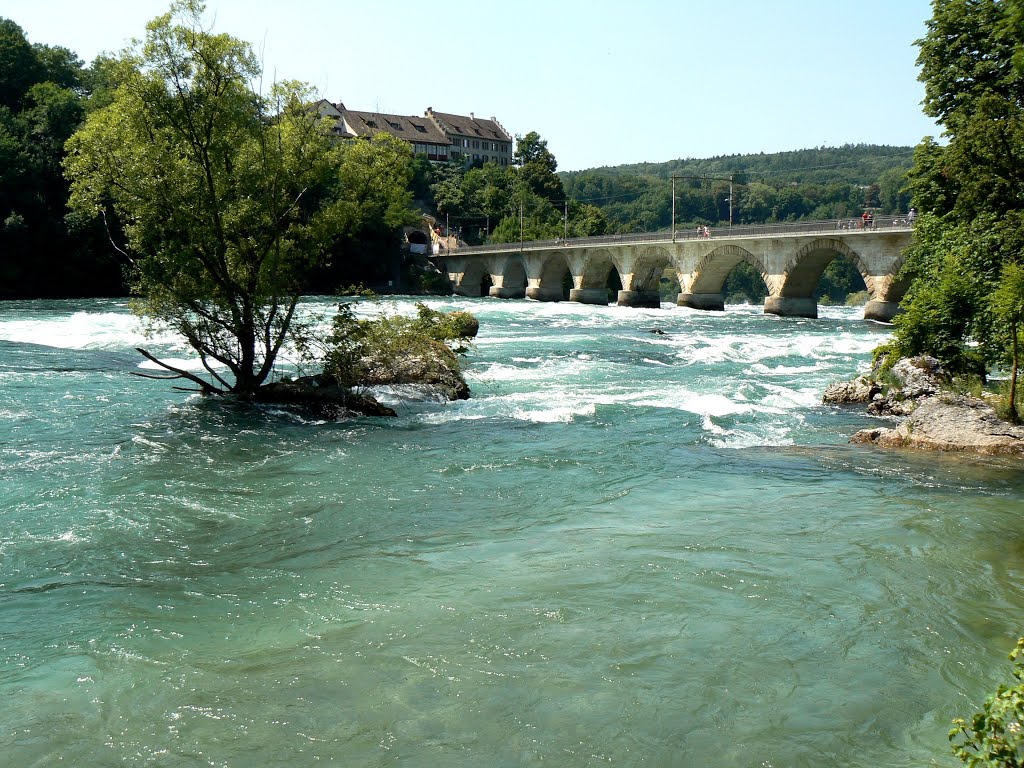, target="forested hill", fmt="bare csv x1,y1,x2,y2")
571,144,915,185
560,144,916,232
